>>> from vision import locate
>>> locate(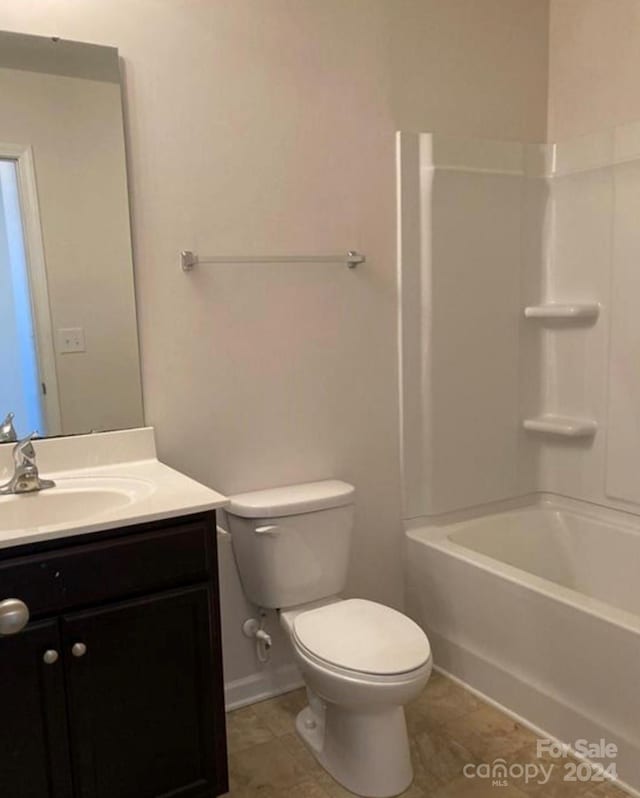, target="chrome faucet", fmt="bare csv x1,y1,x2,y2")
0,435,55,495
0,413,17,444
